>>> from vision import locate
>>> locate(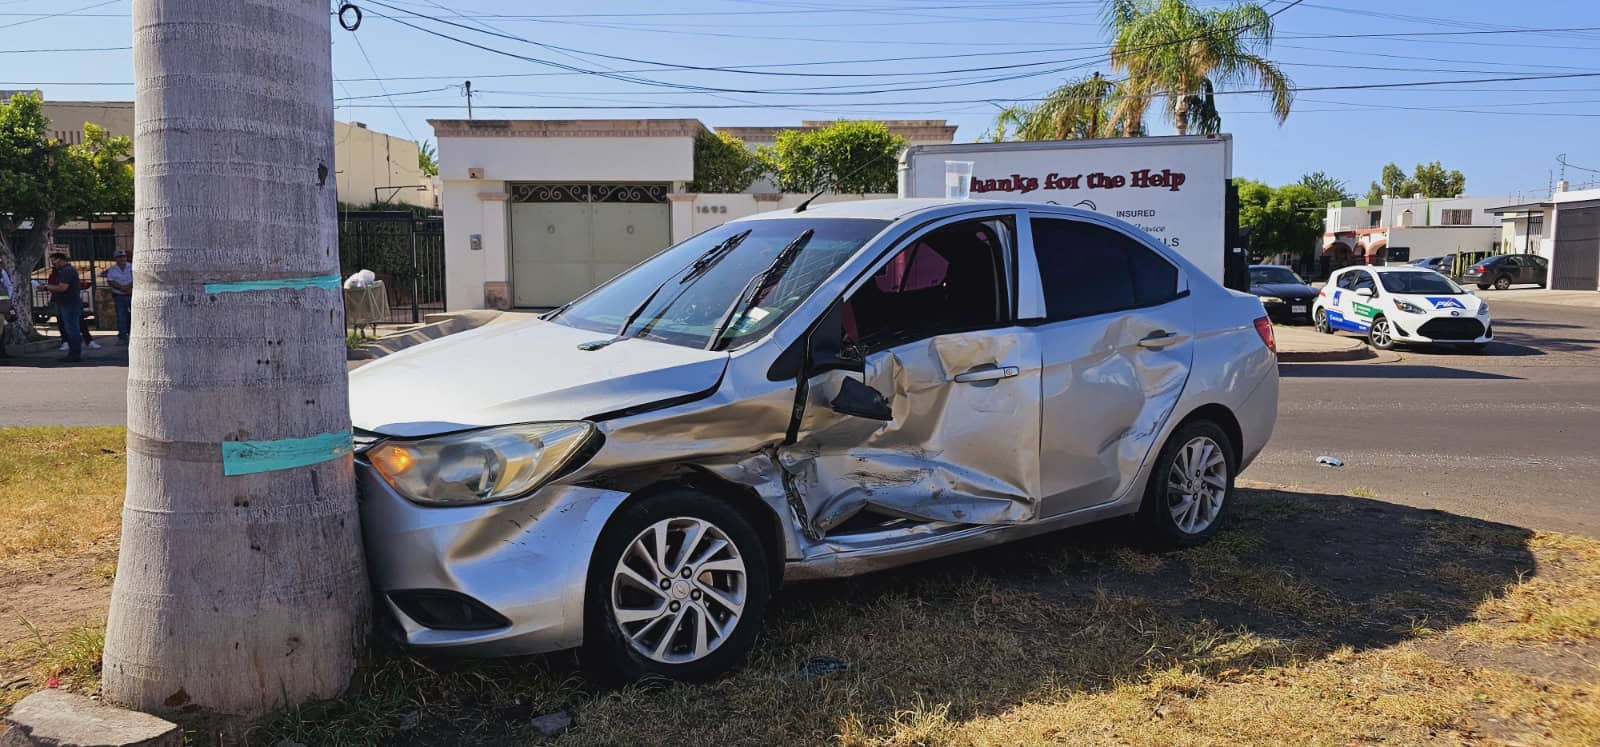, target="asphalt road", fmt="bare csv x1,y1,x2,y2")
1247,294,1600,537
6,294,1599,535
